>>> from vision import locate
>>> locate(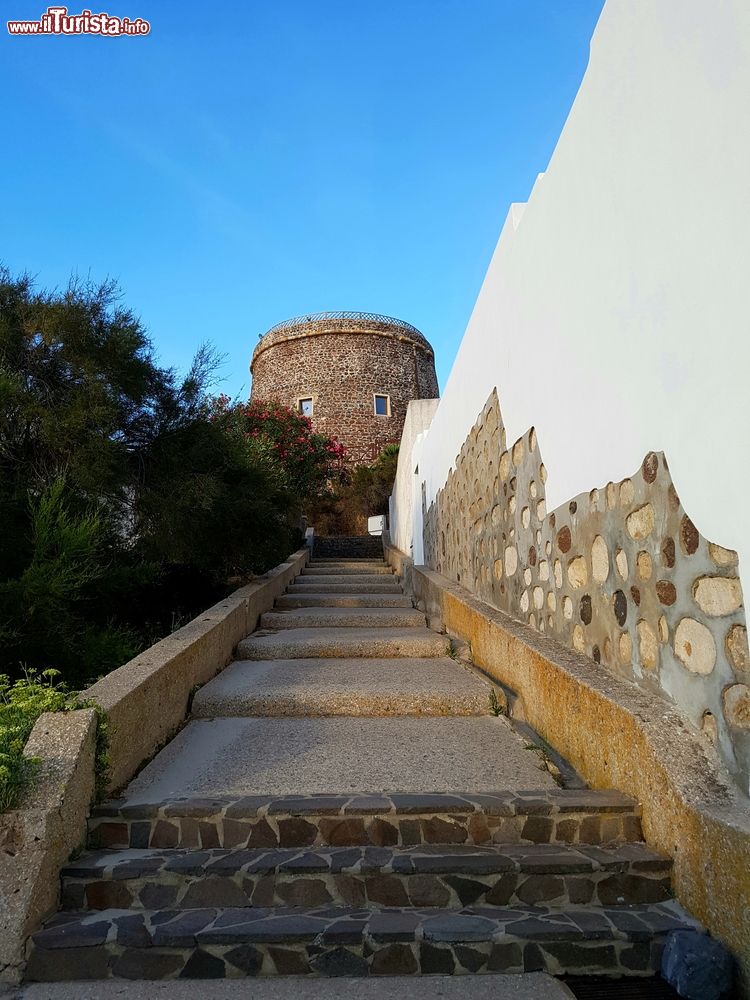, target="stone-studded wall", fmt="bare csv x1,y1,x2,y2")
251,323,439,467
422,390,749,791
